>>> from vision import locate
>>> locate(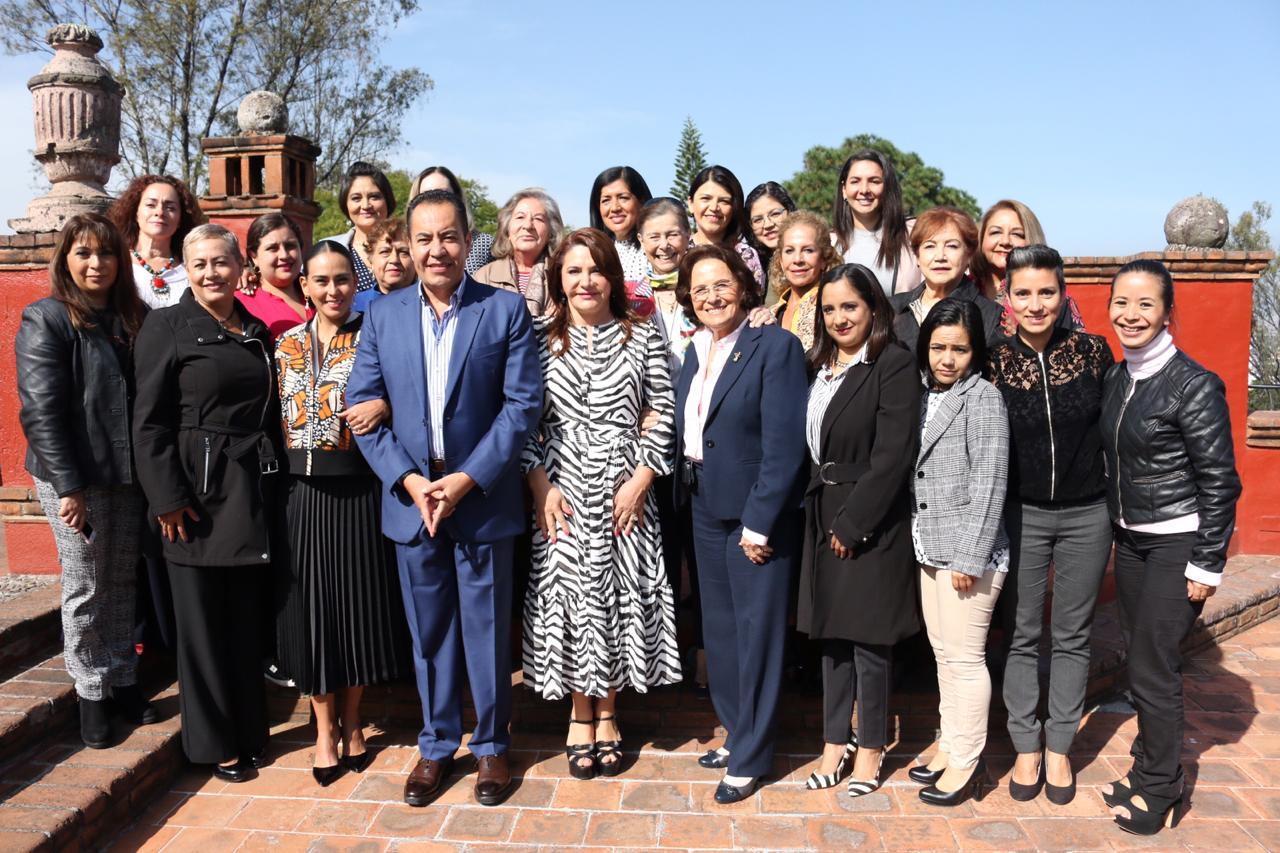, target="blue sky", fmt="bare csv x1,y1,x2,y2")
2,0,1278,255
